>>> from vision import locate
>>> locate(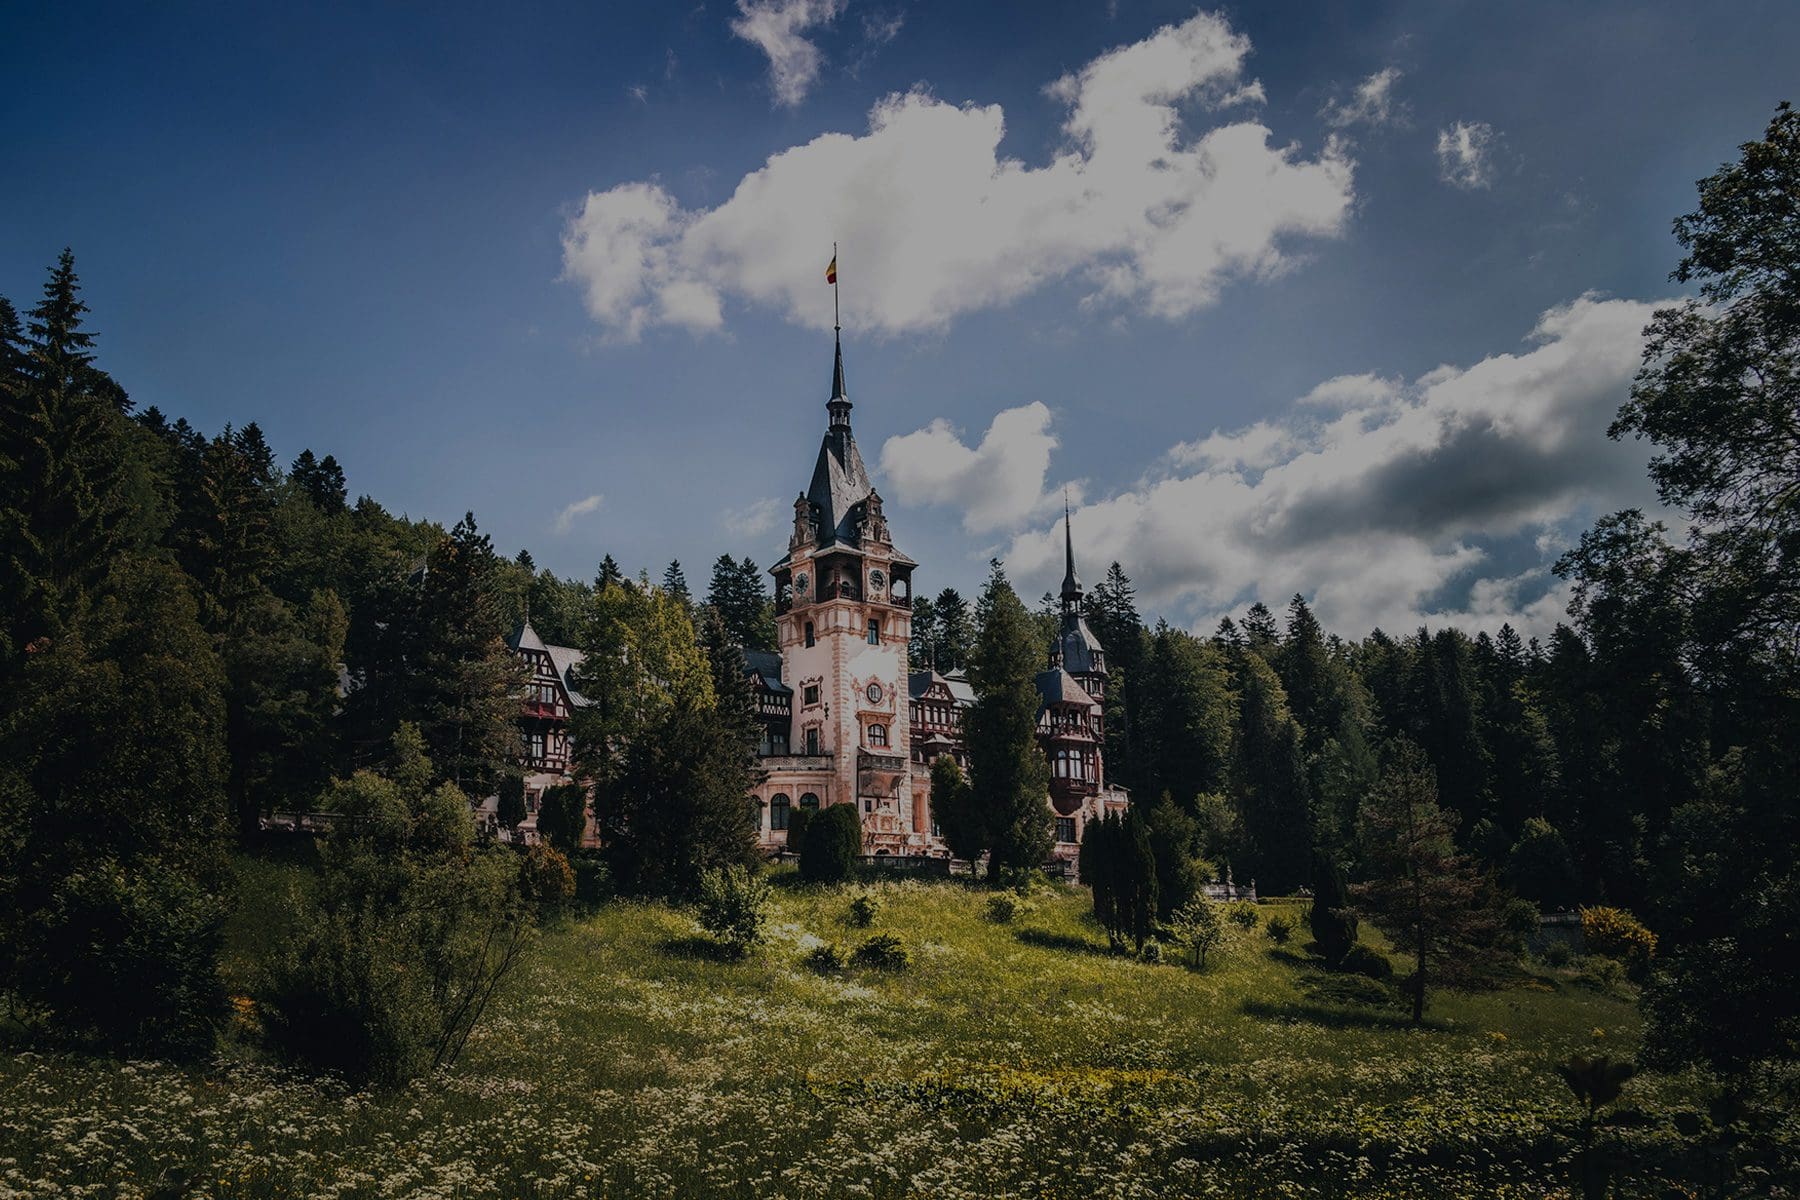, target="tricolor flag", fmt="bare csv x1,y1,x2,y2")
825,254,837,285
